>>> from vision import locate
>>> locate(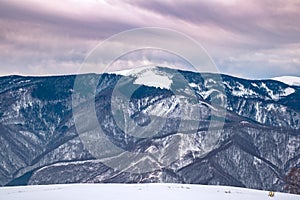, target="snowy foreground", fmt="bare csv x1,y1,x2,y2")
0,183,298,200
